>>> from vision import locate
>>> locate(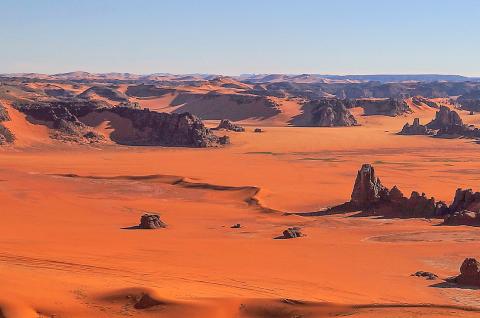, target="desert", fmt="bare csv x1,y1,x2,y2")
1,71,480,318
